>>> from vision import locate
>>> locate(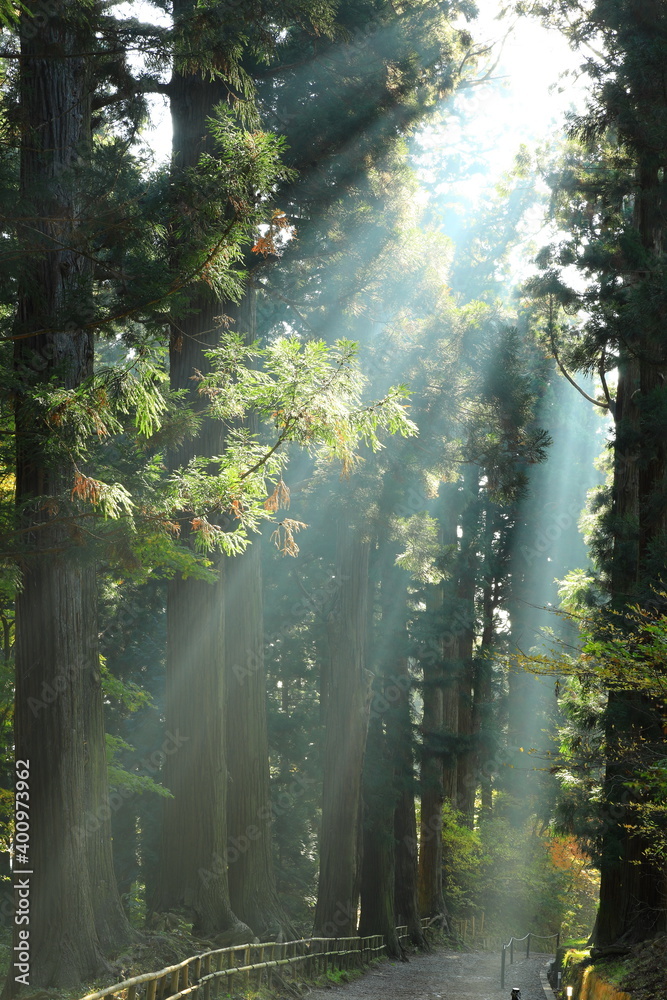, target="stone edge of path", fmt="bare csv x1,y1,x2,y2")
540,960,558,1000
